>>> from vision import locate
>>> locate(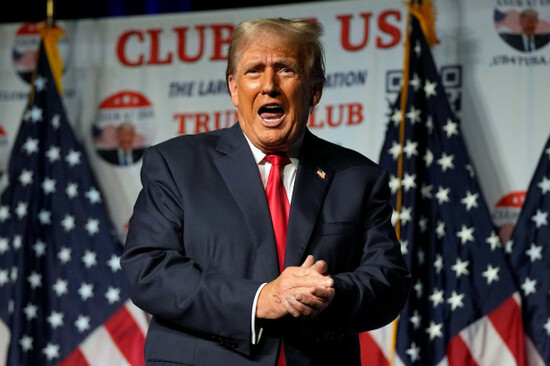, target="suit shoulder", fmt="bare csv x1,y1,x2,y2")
147,128,227,157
